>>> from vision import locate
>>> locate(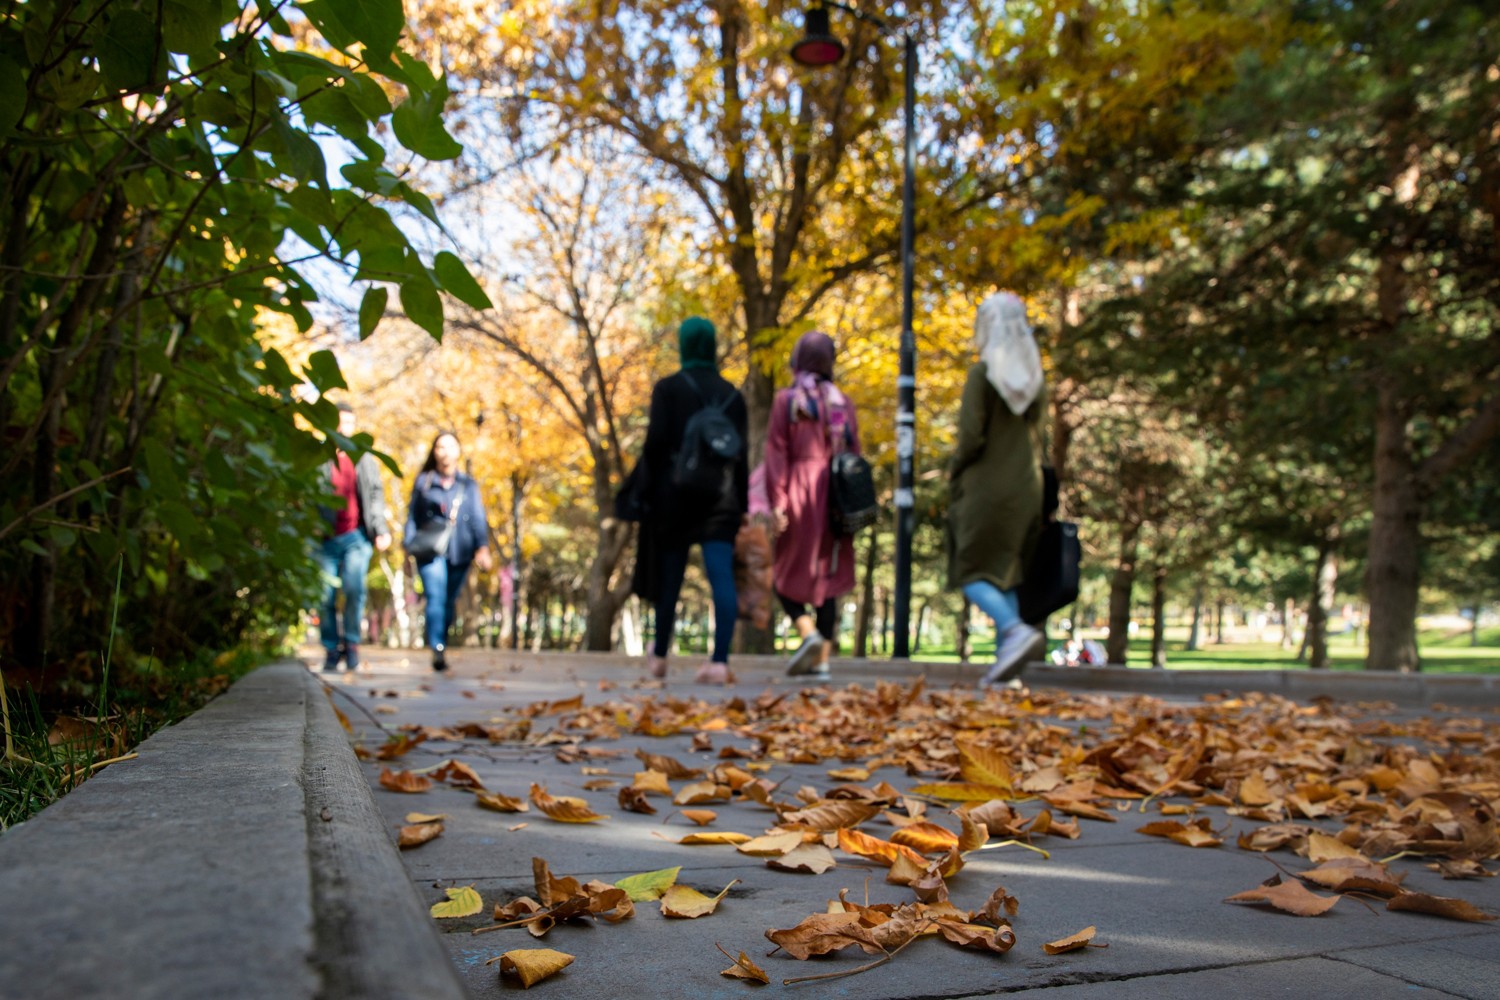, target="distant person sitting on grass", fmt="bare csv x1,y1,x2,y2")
317,403,391,673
